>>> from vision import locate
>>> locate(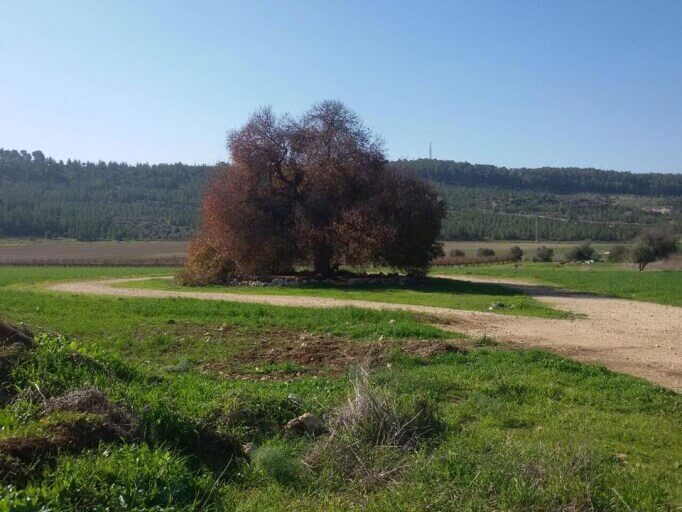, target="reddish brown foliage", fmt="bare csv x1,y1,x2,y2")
185,101,445,282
